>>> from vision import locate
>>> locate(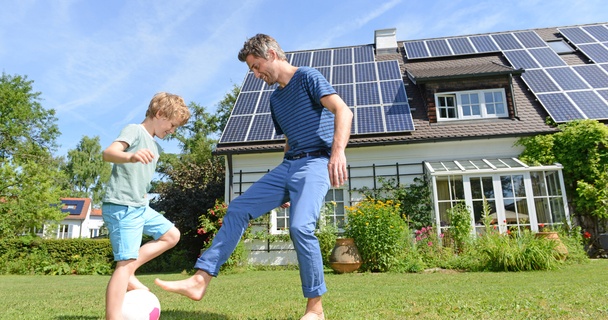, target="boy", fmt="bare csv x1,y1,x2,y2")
101,92,190,320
